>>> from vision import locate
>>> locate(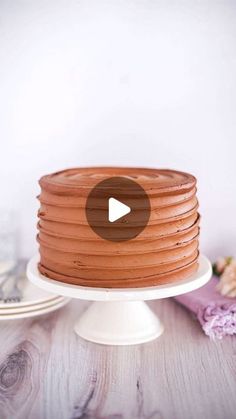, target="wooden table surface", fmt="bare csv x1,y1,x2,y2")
0,298,235,419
